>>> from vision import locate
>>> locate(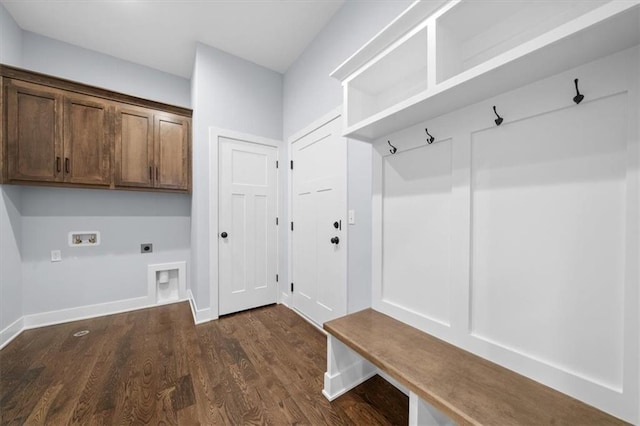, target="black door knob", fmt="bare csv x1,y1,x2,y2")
333,221,340,229
220,232,228,238
331,236,339,244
